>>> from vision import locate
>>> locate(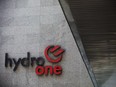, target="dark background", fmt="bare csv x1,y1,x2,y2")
66,0,116,87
